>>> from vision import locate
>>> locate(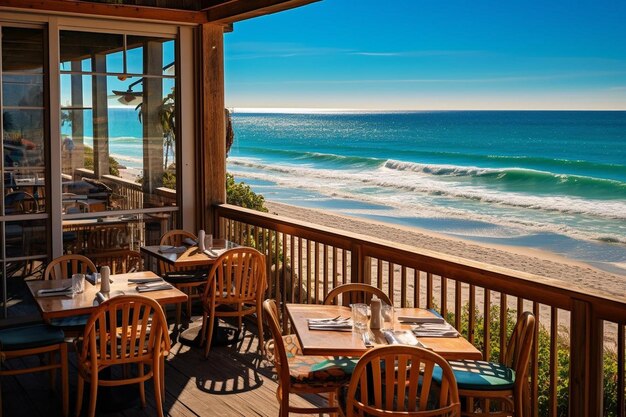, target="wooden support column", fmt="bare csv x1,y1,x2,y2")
67,60,84,175
569,299,604,417
91,54,109,179
197,24,225,233
142,41,165,201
